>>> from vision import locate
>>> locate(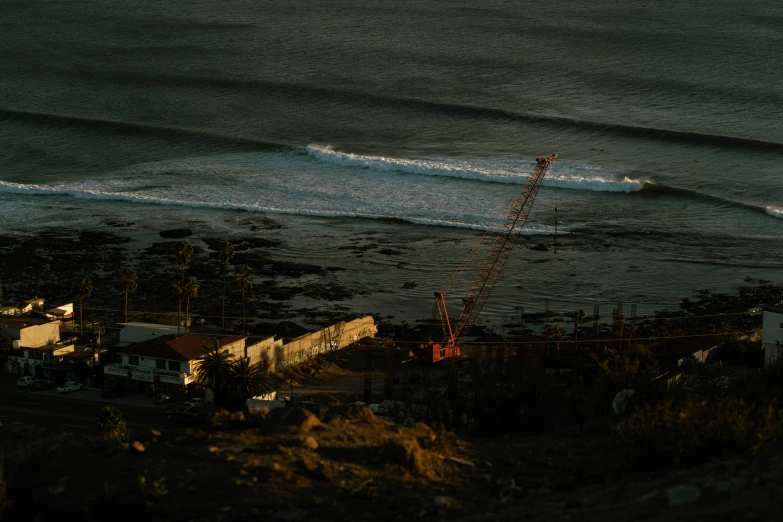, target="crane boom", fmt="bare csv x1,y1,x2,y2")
421,153,557,363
